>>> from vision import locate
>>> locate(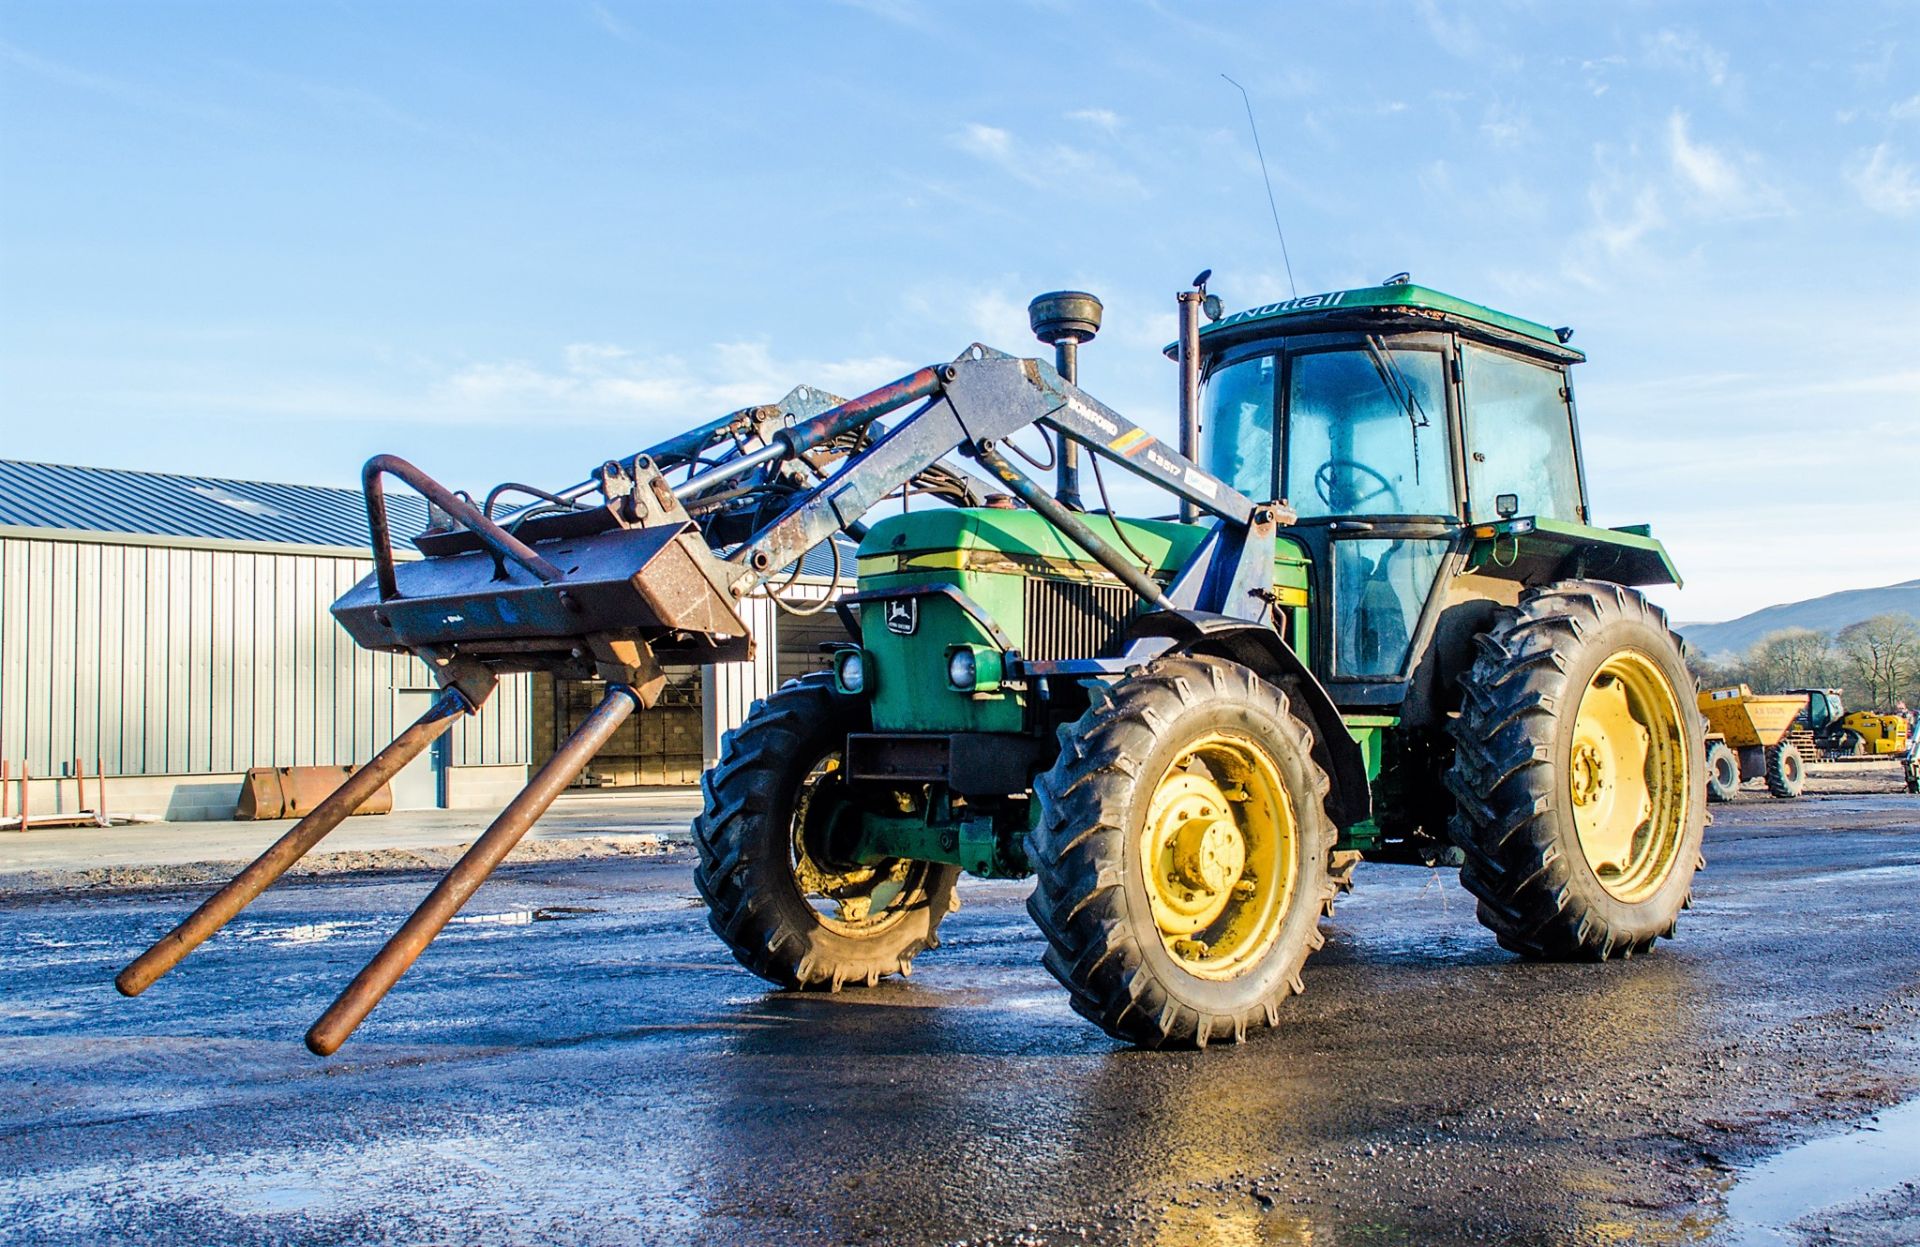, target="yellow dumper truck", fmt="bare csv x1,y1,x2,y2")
1699,685,1815,802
